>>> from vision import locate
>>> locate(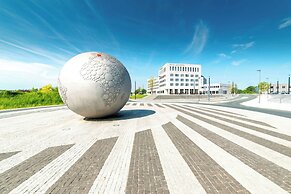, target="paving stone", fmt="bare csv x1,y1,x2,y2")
183,105,291,142
0,151,20,162
177,114,291,193
167,104,291,158
0,144,73,194
154,104,165,108
194,106,275,128
126,129,169,194
162,122,250,194
45,137,117,194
